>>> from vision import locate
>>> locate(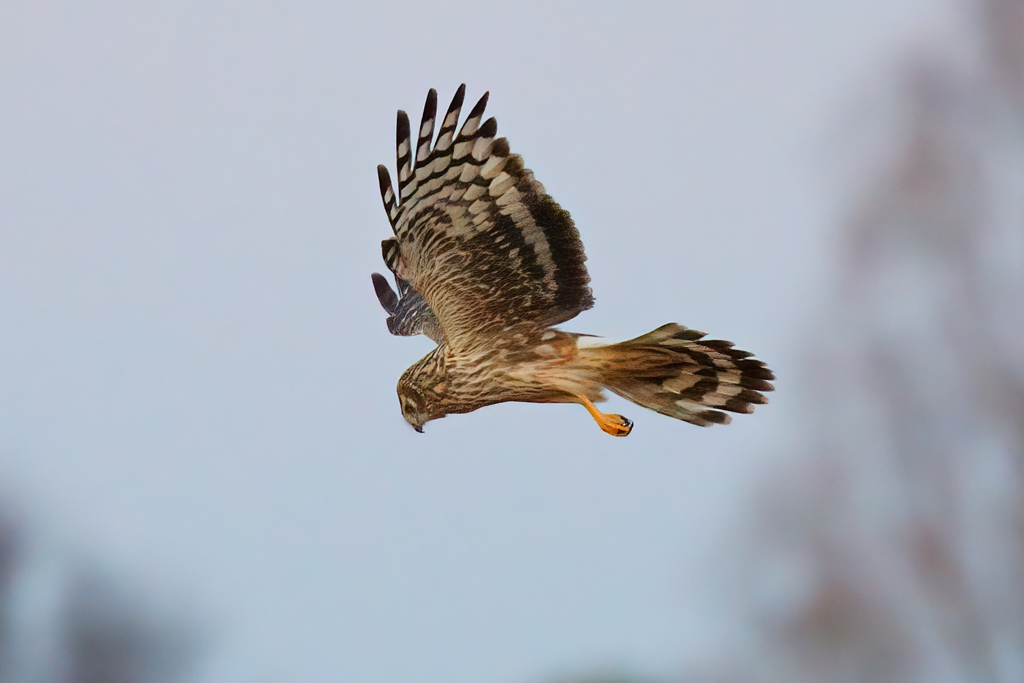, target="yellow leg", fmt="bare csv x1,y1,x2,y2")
577,395,633,437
